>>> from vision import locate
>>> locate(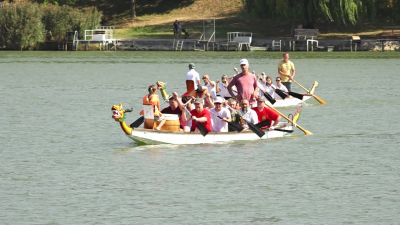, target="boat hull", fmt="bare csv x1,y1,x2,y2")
272,96,312,107
127,125,294,145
